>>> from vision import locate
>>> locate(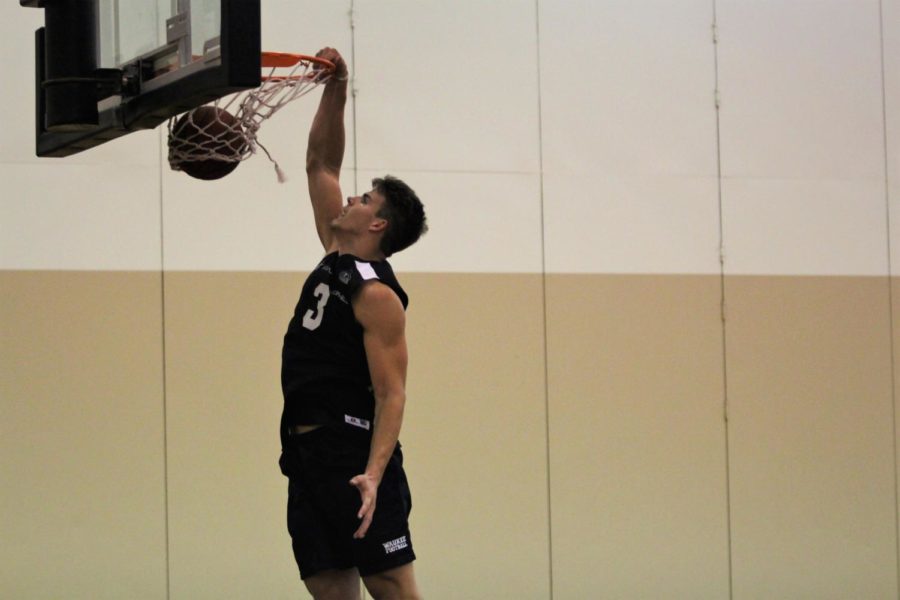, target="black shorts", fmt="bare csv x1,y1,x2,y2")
279,426,415,579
